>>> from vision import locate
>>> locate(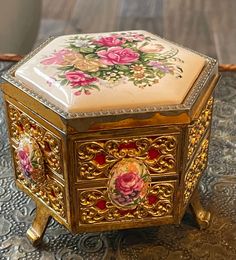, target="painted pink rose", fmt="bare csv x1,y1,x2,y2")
74,90,91,96
115,172,144,196
18,150,32,177
94,36,126,47
124,33,145,42
97,46,139,65
65,70,97,87
139,43,164,53
40,49,71,65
